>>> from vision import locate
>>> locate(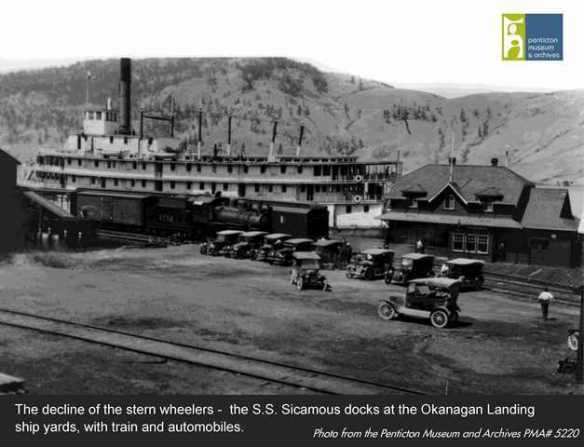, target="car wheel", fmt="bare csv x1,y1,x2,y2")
346,271,352,279
430,310,449,329
377,302,397,321
296,277,304,290
568,331,579,352
365,269,374,281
